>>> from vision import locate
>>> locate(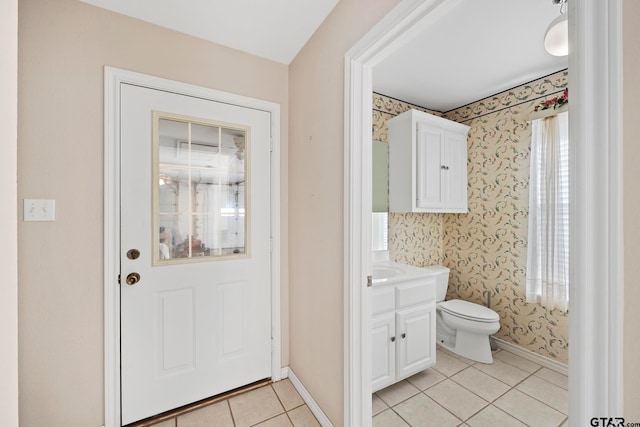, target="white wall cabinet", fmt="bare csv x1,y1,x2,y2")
371,278,436,392
388,109,470,213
